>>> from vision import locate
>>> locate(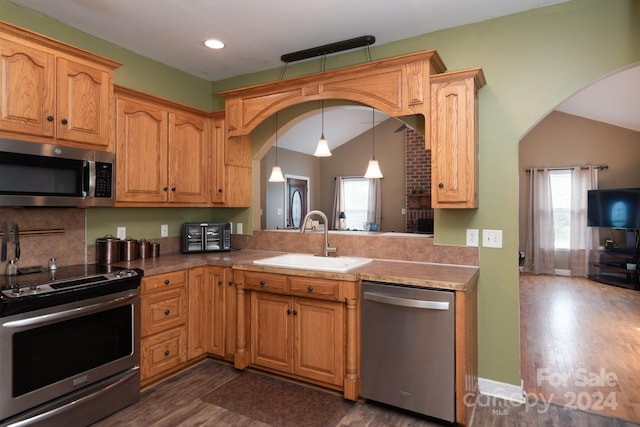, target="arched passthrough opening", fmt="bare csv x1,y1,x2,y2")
517,63,640,421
